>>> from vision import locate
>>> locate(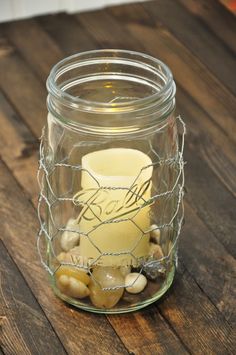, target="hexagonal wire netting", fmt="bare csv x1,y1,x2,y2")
37,116,185,291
